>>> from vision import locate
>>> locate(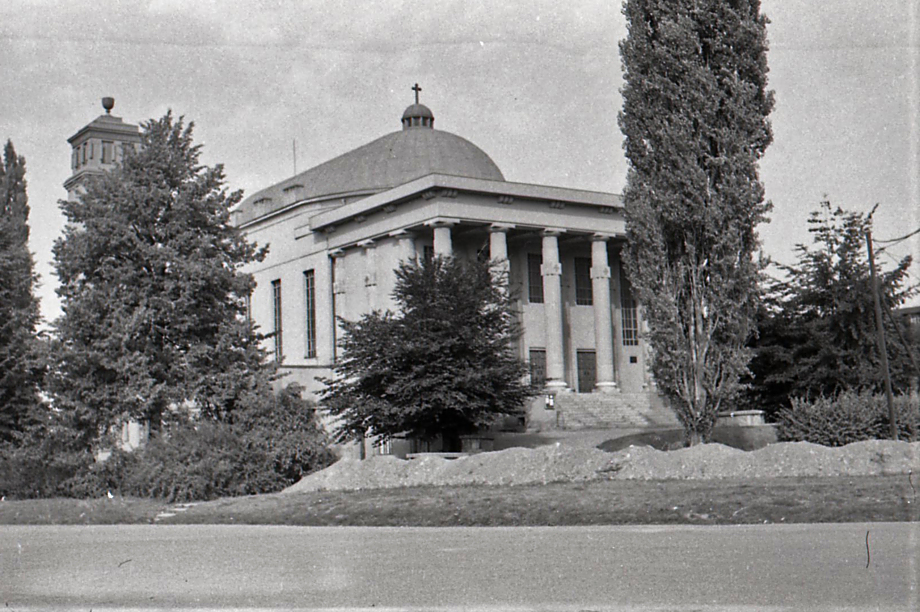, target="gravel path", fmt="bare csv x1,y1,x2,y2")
284,439,920,493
